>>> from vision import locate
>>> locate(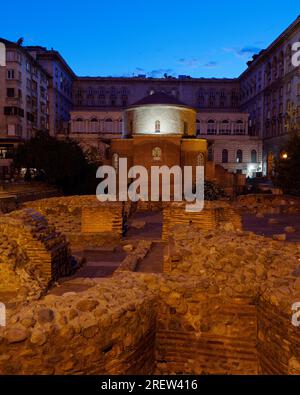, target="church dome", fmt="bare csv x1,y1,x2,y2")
129,92,192,108
123,92,197,137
